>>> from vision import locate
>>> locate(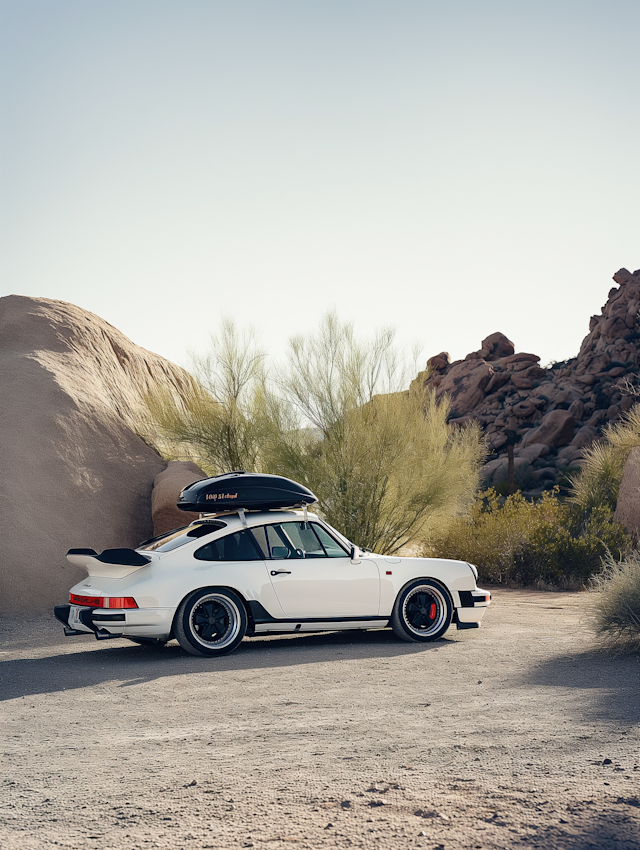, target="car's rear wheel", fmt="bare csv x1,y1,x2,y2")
175,588,247,657
391,579,452,643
